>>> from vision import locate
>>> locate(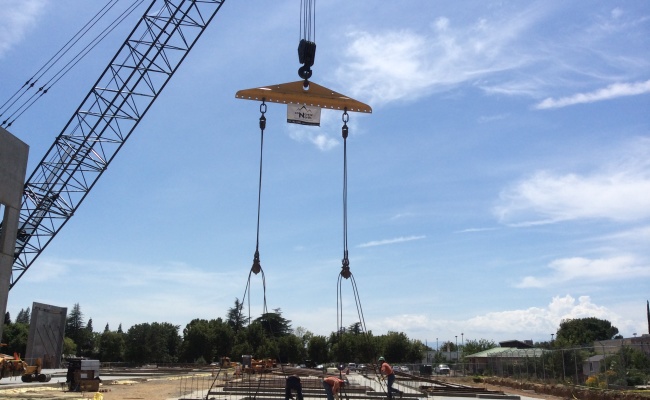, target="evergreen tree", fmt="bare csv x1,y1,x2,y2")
104,323,110,333
254,309,292,337
80,318,96,357
117,323,123,334
65,303,85,353
4,312,10,325
226,298,246,332
348,322,363,335
16,307,31,324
